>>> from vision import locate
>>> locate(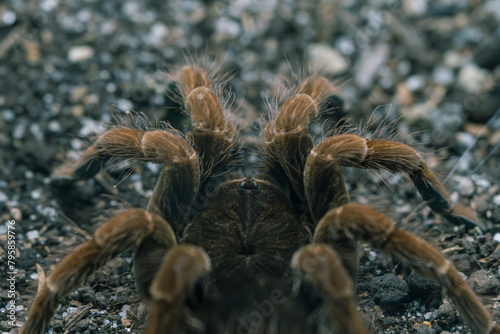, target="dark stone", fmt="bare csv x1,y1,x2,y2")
469,269,500,295
407,273,441,305
367,274,410,311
